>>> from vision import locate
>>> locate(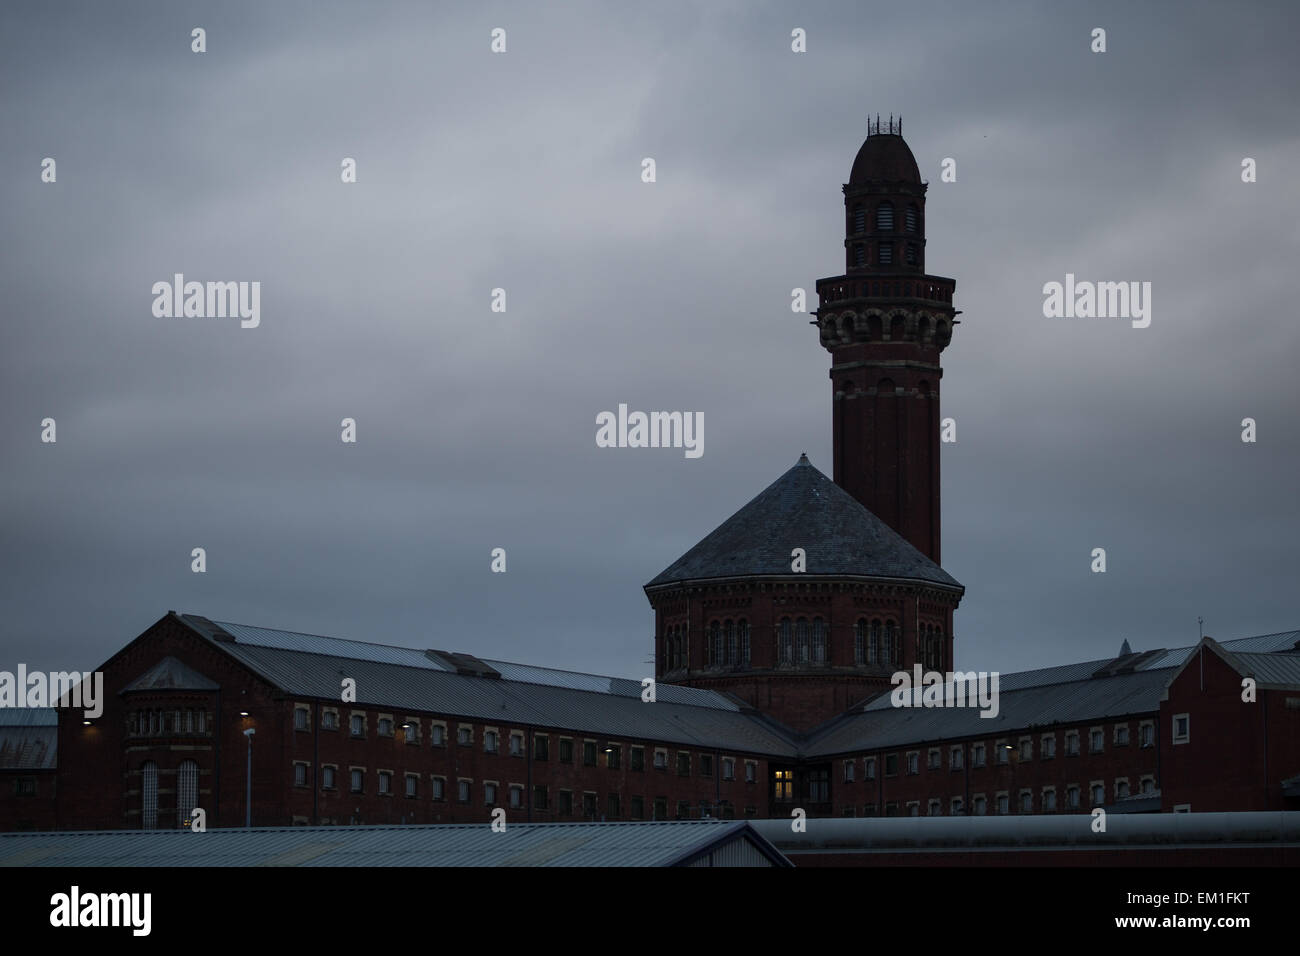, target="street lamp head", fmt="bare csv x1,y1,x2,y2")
243,727,256,737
